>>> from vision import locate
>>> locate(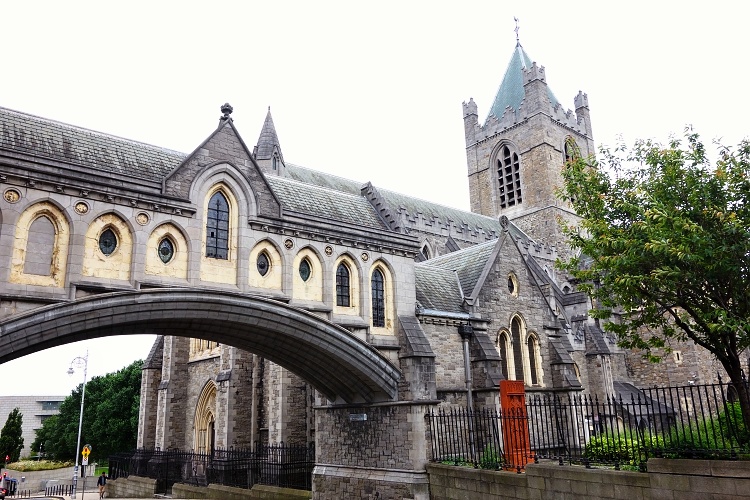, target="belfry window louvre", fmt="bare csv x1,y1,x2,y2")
497,145,521,209
206,191,229,259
